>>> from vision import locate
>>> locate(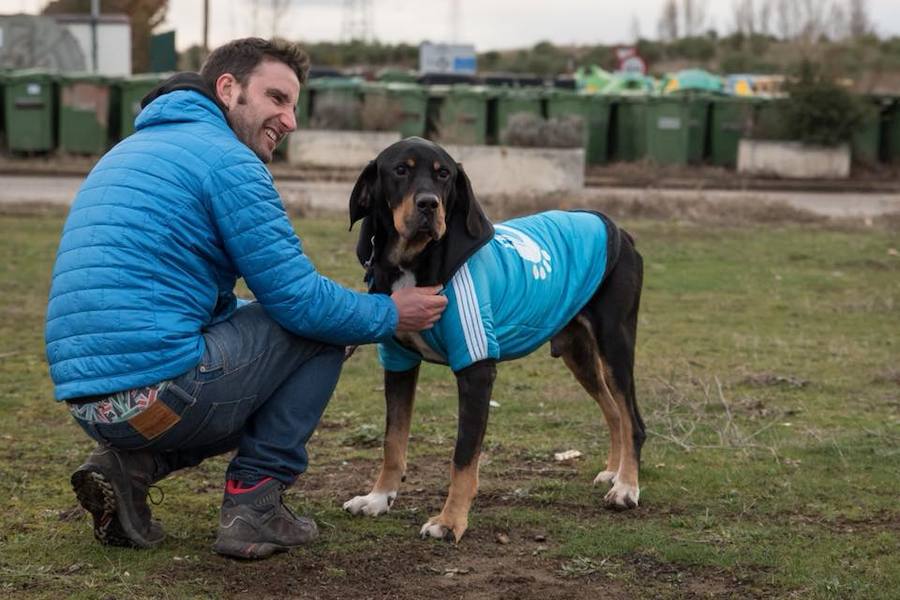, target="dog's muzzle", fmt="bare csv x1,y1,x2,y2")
414,193,441,237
